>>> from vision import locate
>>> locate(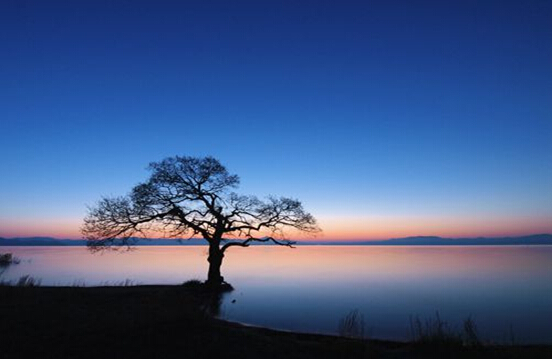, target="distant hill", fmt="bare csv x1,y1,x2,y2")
302,234,552,245
0,237,75,246
1,234,552,246
380,234,552,245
